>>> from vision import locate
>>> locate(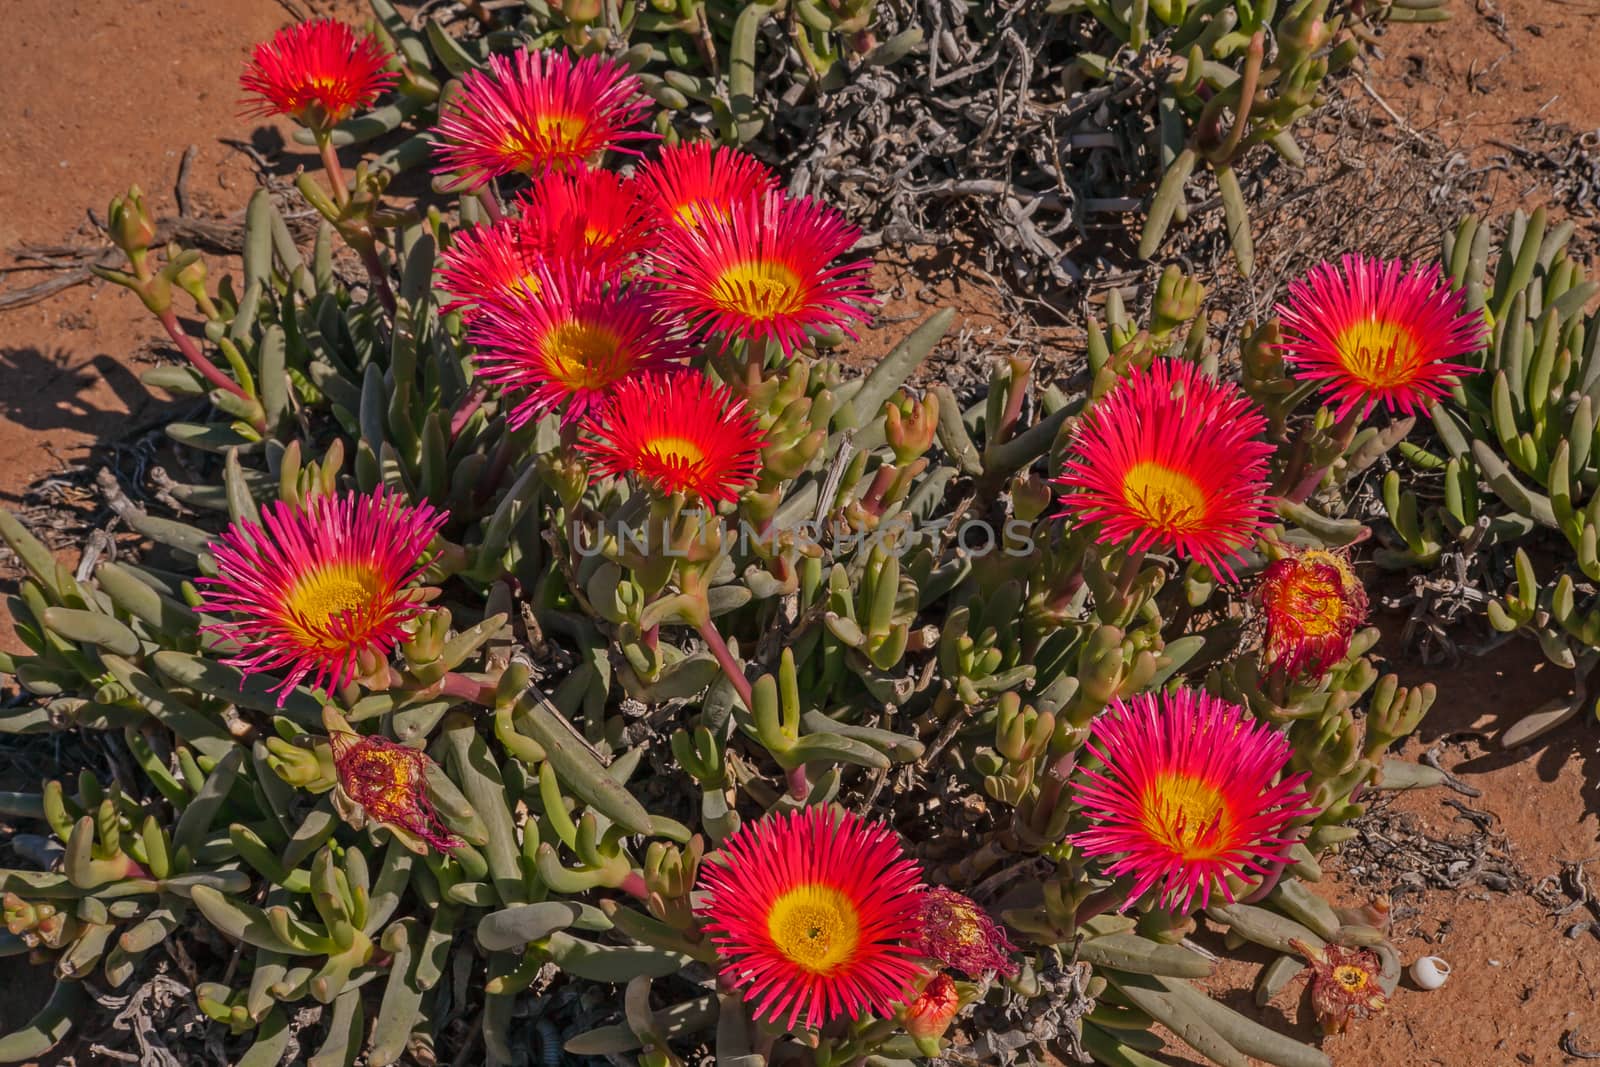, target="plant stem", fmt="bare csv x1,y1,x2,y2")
697,616,753,710
438,671,497,706
449,385,488,440
356,243,397,316
785,763,811,801
1112,547,1147,602
476,182,504,224
155,309,253,404
315,130,349,210
1286,408,1361,503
